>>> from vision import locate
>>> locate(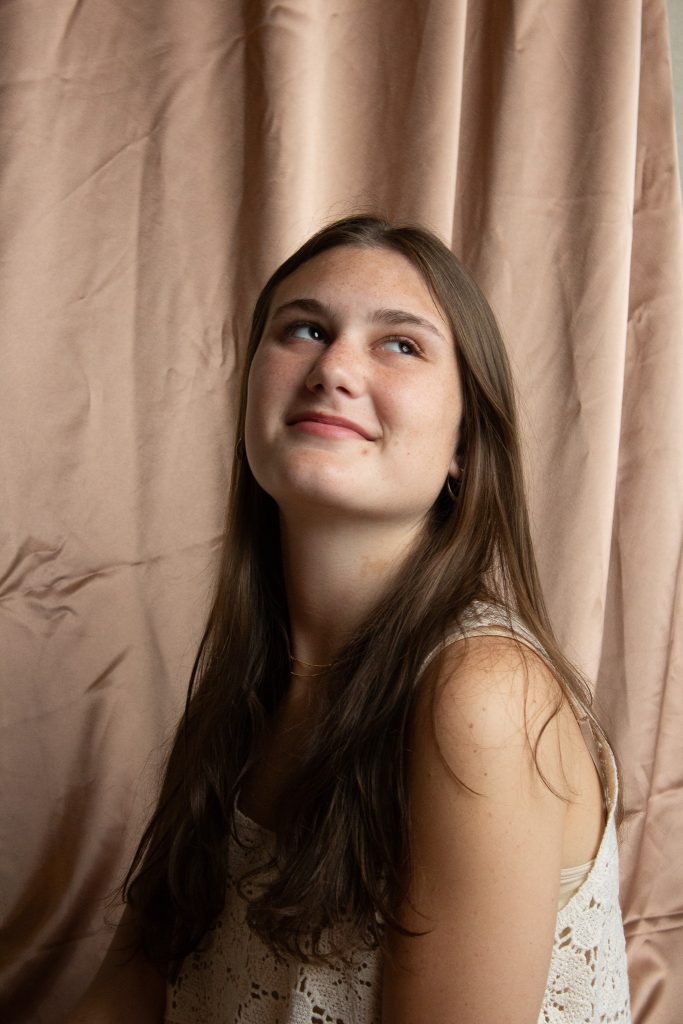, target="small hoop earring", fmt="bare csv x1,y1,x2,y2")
234,437,244,461
446,476,460,501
